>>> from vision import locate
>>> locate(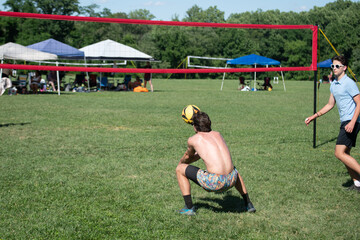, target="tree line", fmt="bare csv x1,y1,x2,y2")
1,0,359,80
